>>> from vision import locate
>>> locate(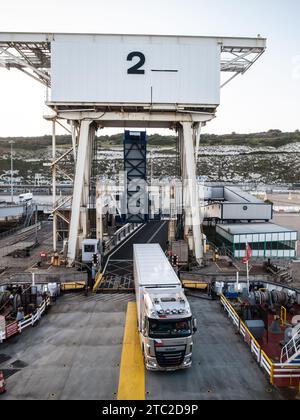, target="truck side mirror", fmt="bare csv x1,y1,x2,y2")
192,318,198,334
142,319,147,336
